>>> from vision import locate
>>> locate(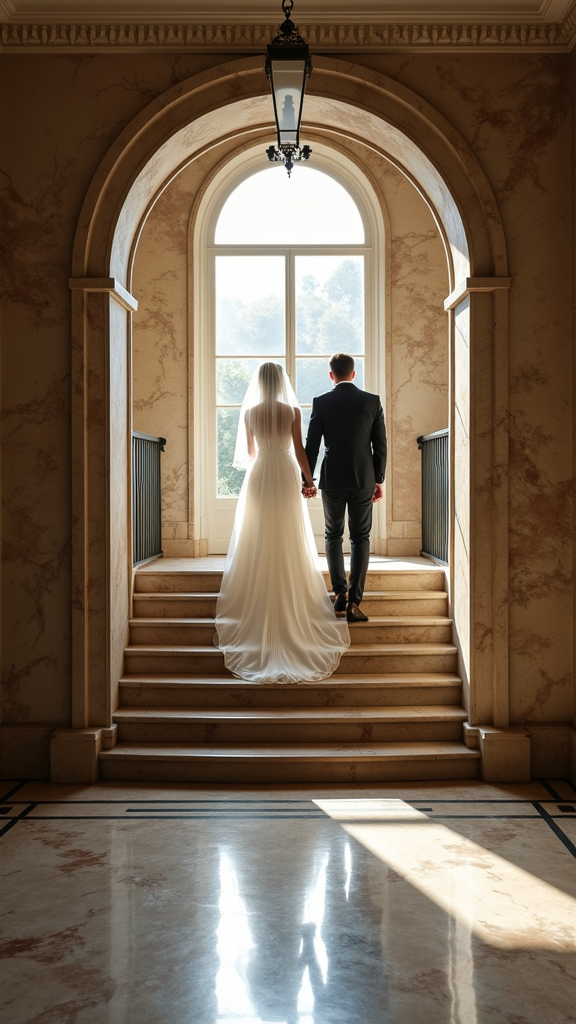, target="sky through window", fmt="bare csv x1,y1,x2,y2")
215,165,365,245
